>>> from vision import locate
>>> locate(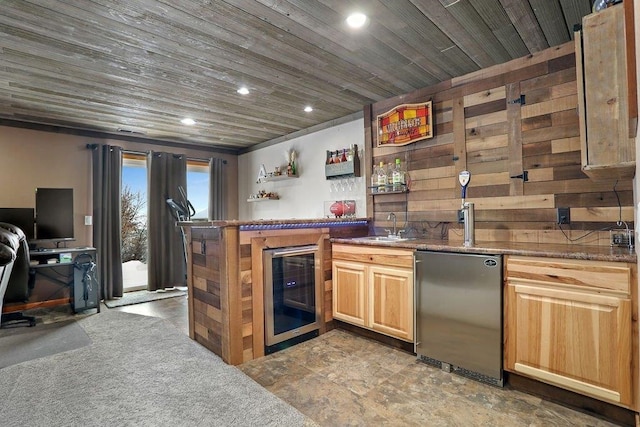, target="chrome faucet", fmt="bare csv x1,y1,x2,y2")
386,212,397,237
